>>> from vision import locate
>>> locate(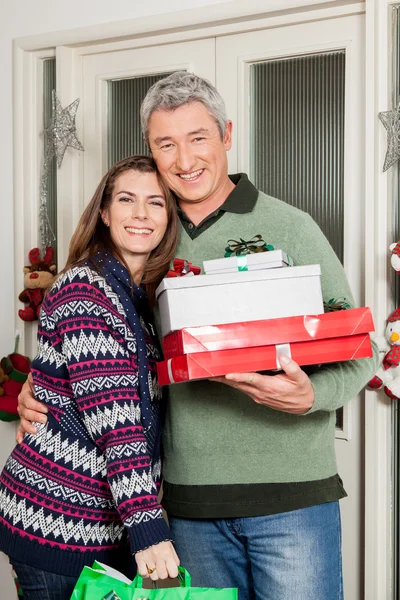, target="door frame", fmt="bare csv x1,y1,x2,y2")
364,2,397,598
12,1,392,597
